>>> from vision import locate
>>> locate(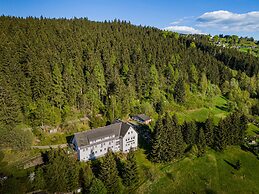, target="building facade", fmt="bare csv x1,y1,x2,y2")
72,121,138,161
